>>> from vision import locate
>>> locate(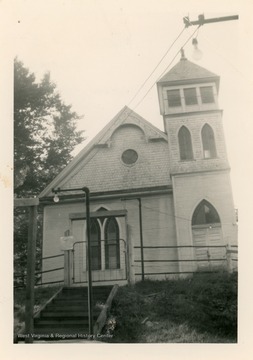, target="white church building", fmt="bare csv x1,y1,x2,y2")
39,52,238,286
